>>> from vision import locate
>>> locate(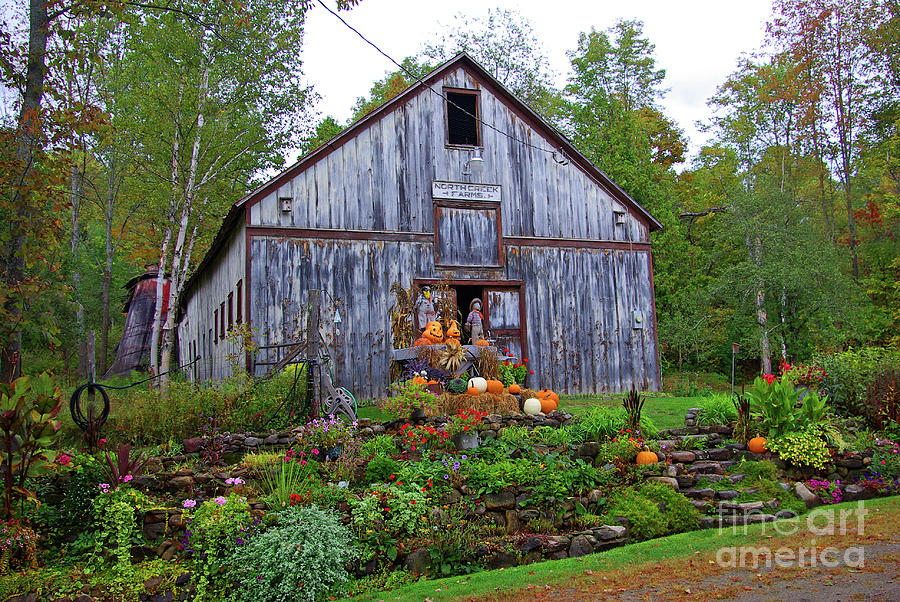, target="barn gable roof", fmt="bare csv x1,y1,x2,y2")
183,52,662,308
